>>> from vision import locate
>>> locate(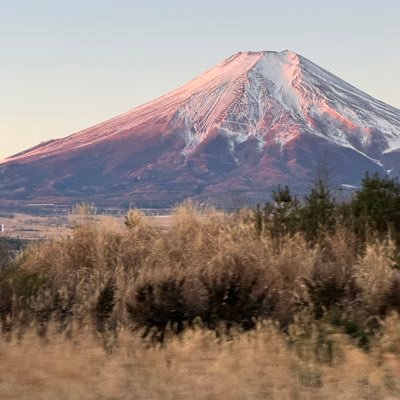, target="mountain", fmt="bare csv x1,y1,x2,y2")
1,50,400,208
